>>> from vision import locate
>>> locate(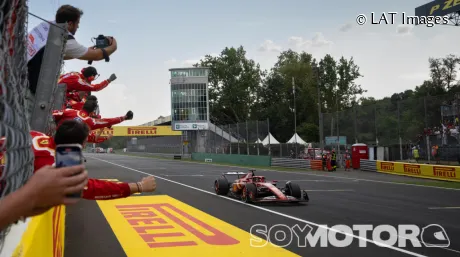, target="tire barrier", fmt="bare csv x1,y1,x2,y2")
360,160,377,172
310,160,323,171
271,158,311,169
